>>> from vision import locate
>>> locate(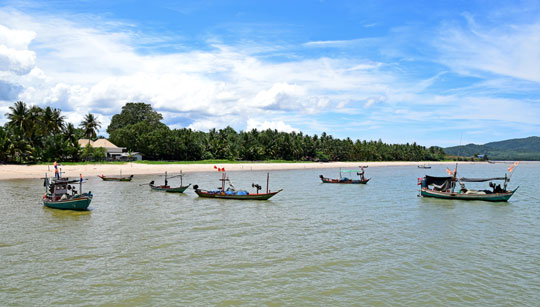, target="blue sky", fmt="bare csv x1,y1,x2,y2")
0,0,539,146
